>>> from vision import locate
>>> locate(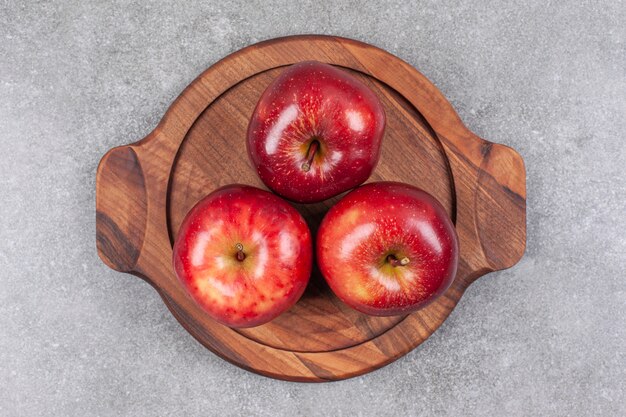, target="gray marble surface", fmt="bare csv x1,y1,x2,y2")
1,1,625,416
